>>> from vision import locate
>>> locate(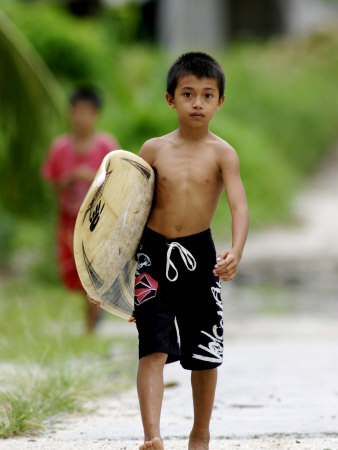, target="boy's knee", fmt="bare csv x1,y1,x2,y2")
140,352,168,367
